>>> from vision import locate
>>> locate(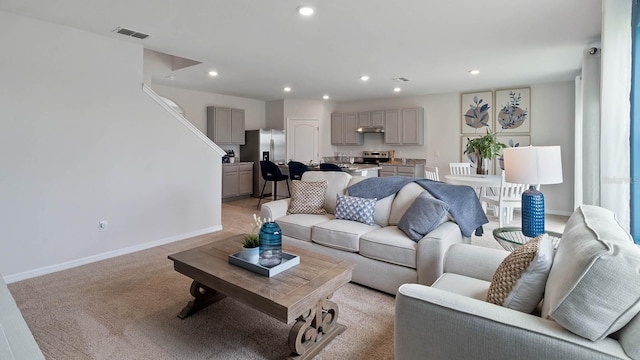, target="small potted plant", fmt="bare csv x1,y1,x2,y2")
464,129,506,175
240,214,262,263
